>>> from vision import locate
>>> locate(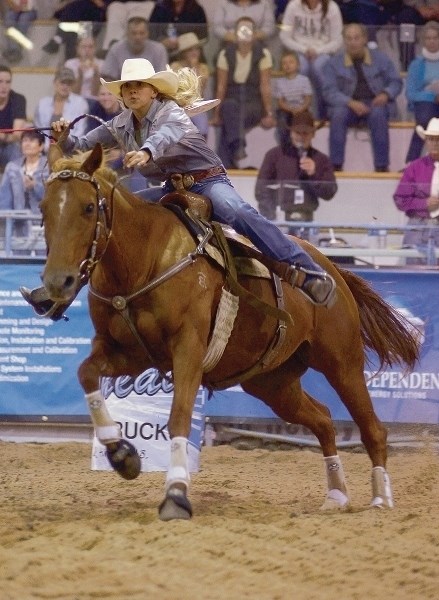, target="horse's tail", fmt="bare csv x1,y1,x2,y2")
335,265,420,373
